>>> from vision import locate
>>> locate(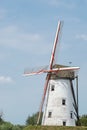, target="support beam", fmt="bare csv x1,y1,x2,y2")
76,76,79,121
